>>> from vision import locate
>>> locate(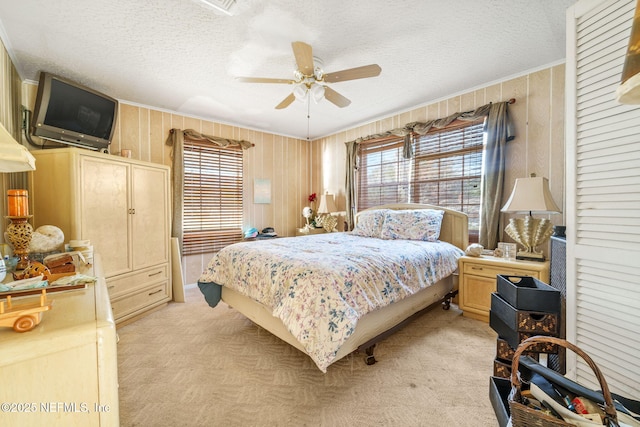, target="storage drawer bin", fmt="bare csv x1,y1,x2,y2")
496,338,539,362
496,275,561,312
489,376,511,427
491,292,559,335
493,358,511,378
490,311,559,353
